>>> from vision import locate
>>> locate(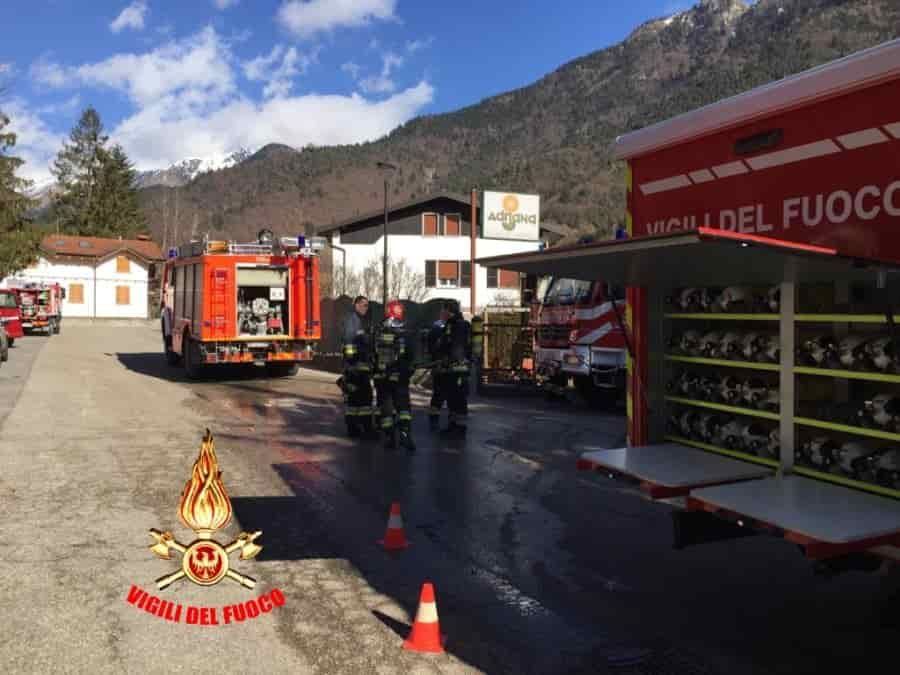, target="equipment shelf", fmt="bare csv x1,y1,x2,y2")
794,366,900,384
792,465,900,501
665,355,780,372
665,313,779,321
665,435,779,468
665,396,780,421
795,416,900,443
795,314,893,323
